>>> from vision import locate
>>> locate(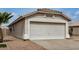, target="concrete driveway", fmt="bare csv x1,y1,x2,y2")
32,36,79,50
